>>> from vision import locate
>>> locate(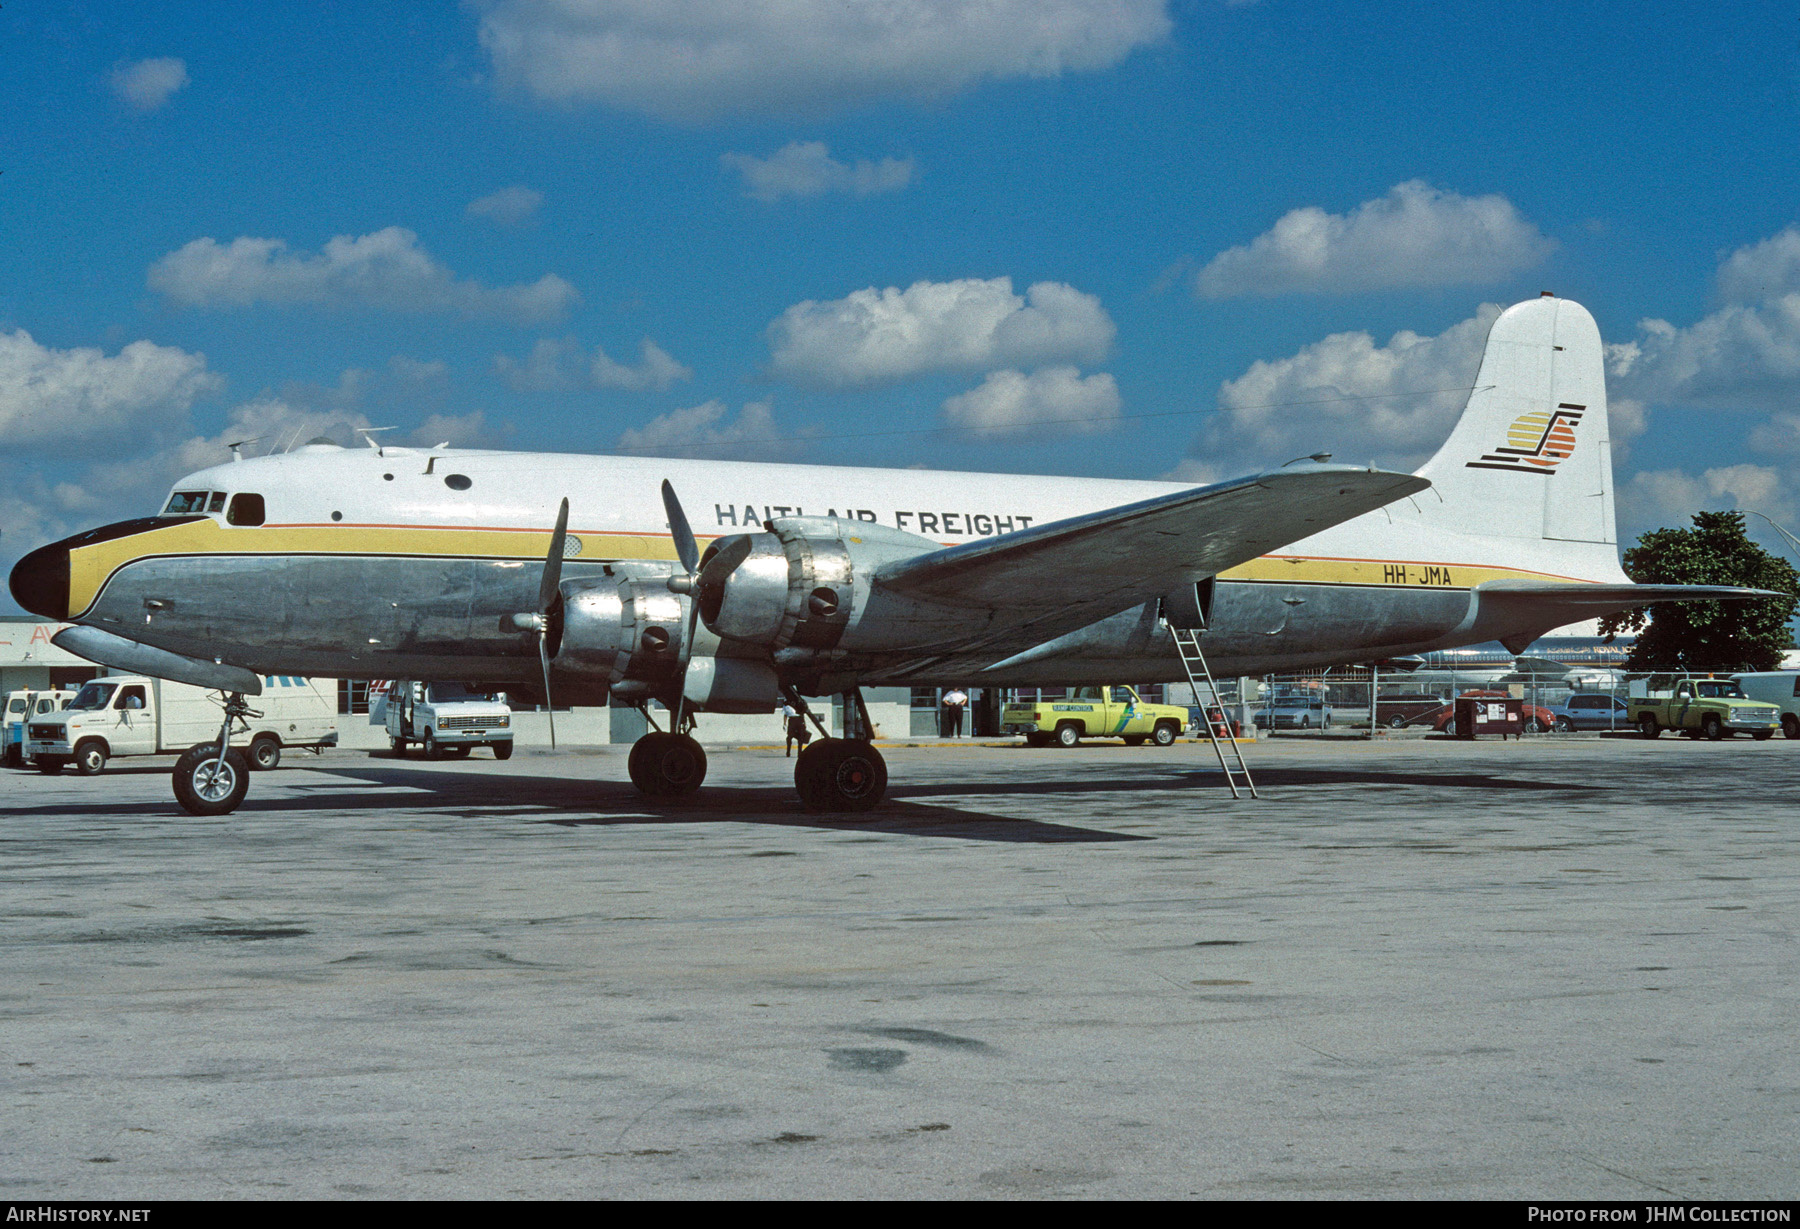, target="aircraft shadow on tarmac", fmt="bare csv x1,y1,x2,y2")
9,757,1597,843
